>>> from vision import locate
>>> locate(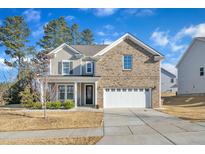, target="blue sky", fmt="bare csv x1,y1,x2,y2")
1,8,205,82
